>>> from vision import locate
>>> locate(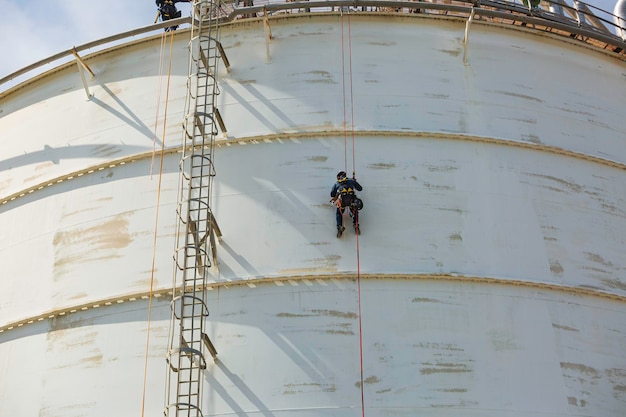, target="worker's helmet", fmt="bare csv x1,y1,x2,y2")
337,171,347,181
